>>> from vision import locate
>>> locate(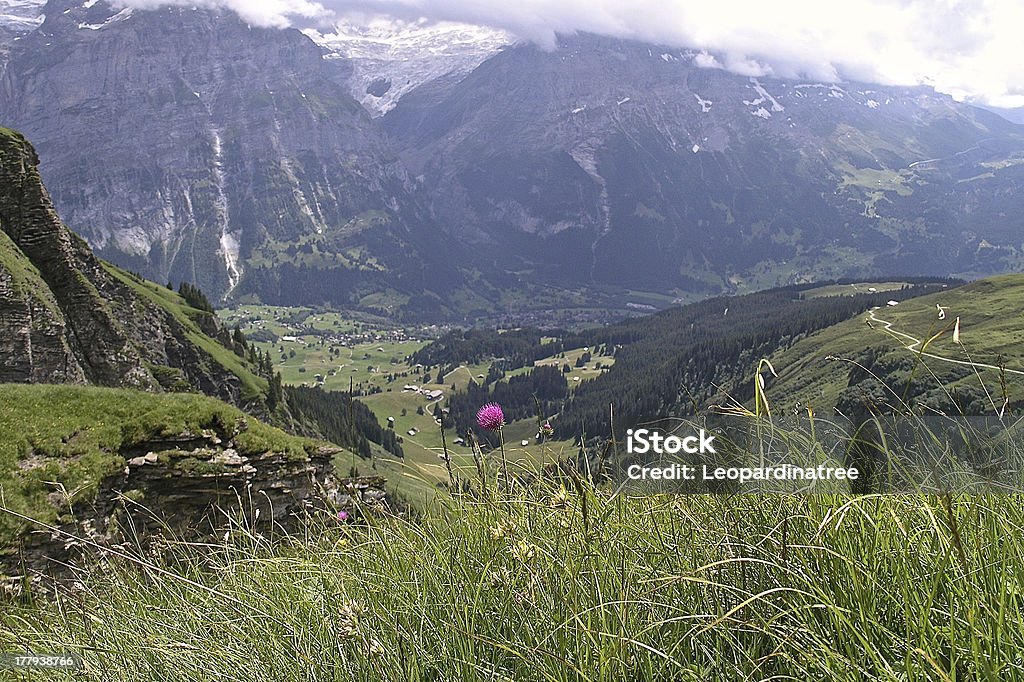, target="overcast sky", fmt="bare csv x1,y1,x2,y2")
115,0,1024,108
